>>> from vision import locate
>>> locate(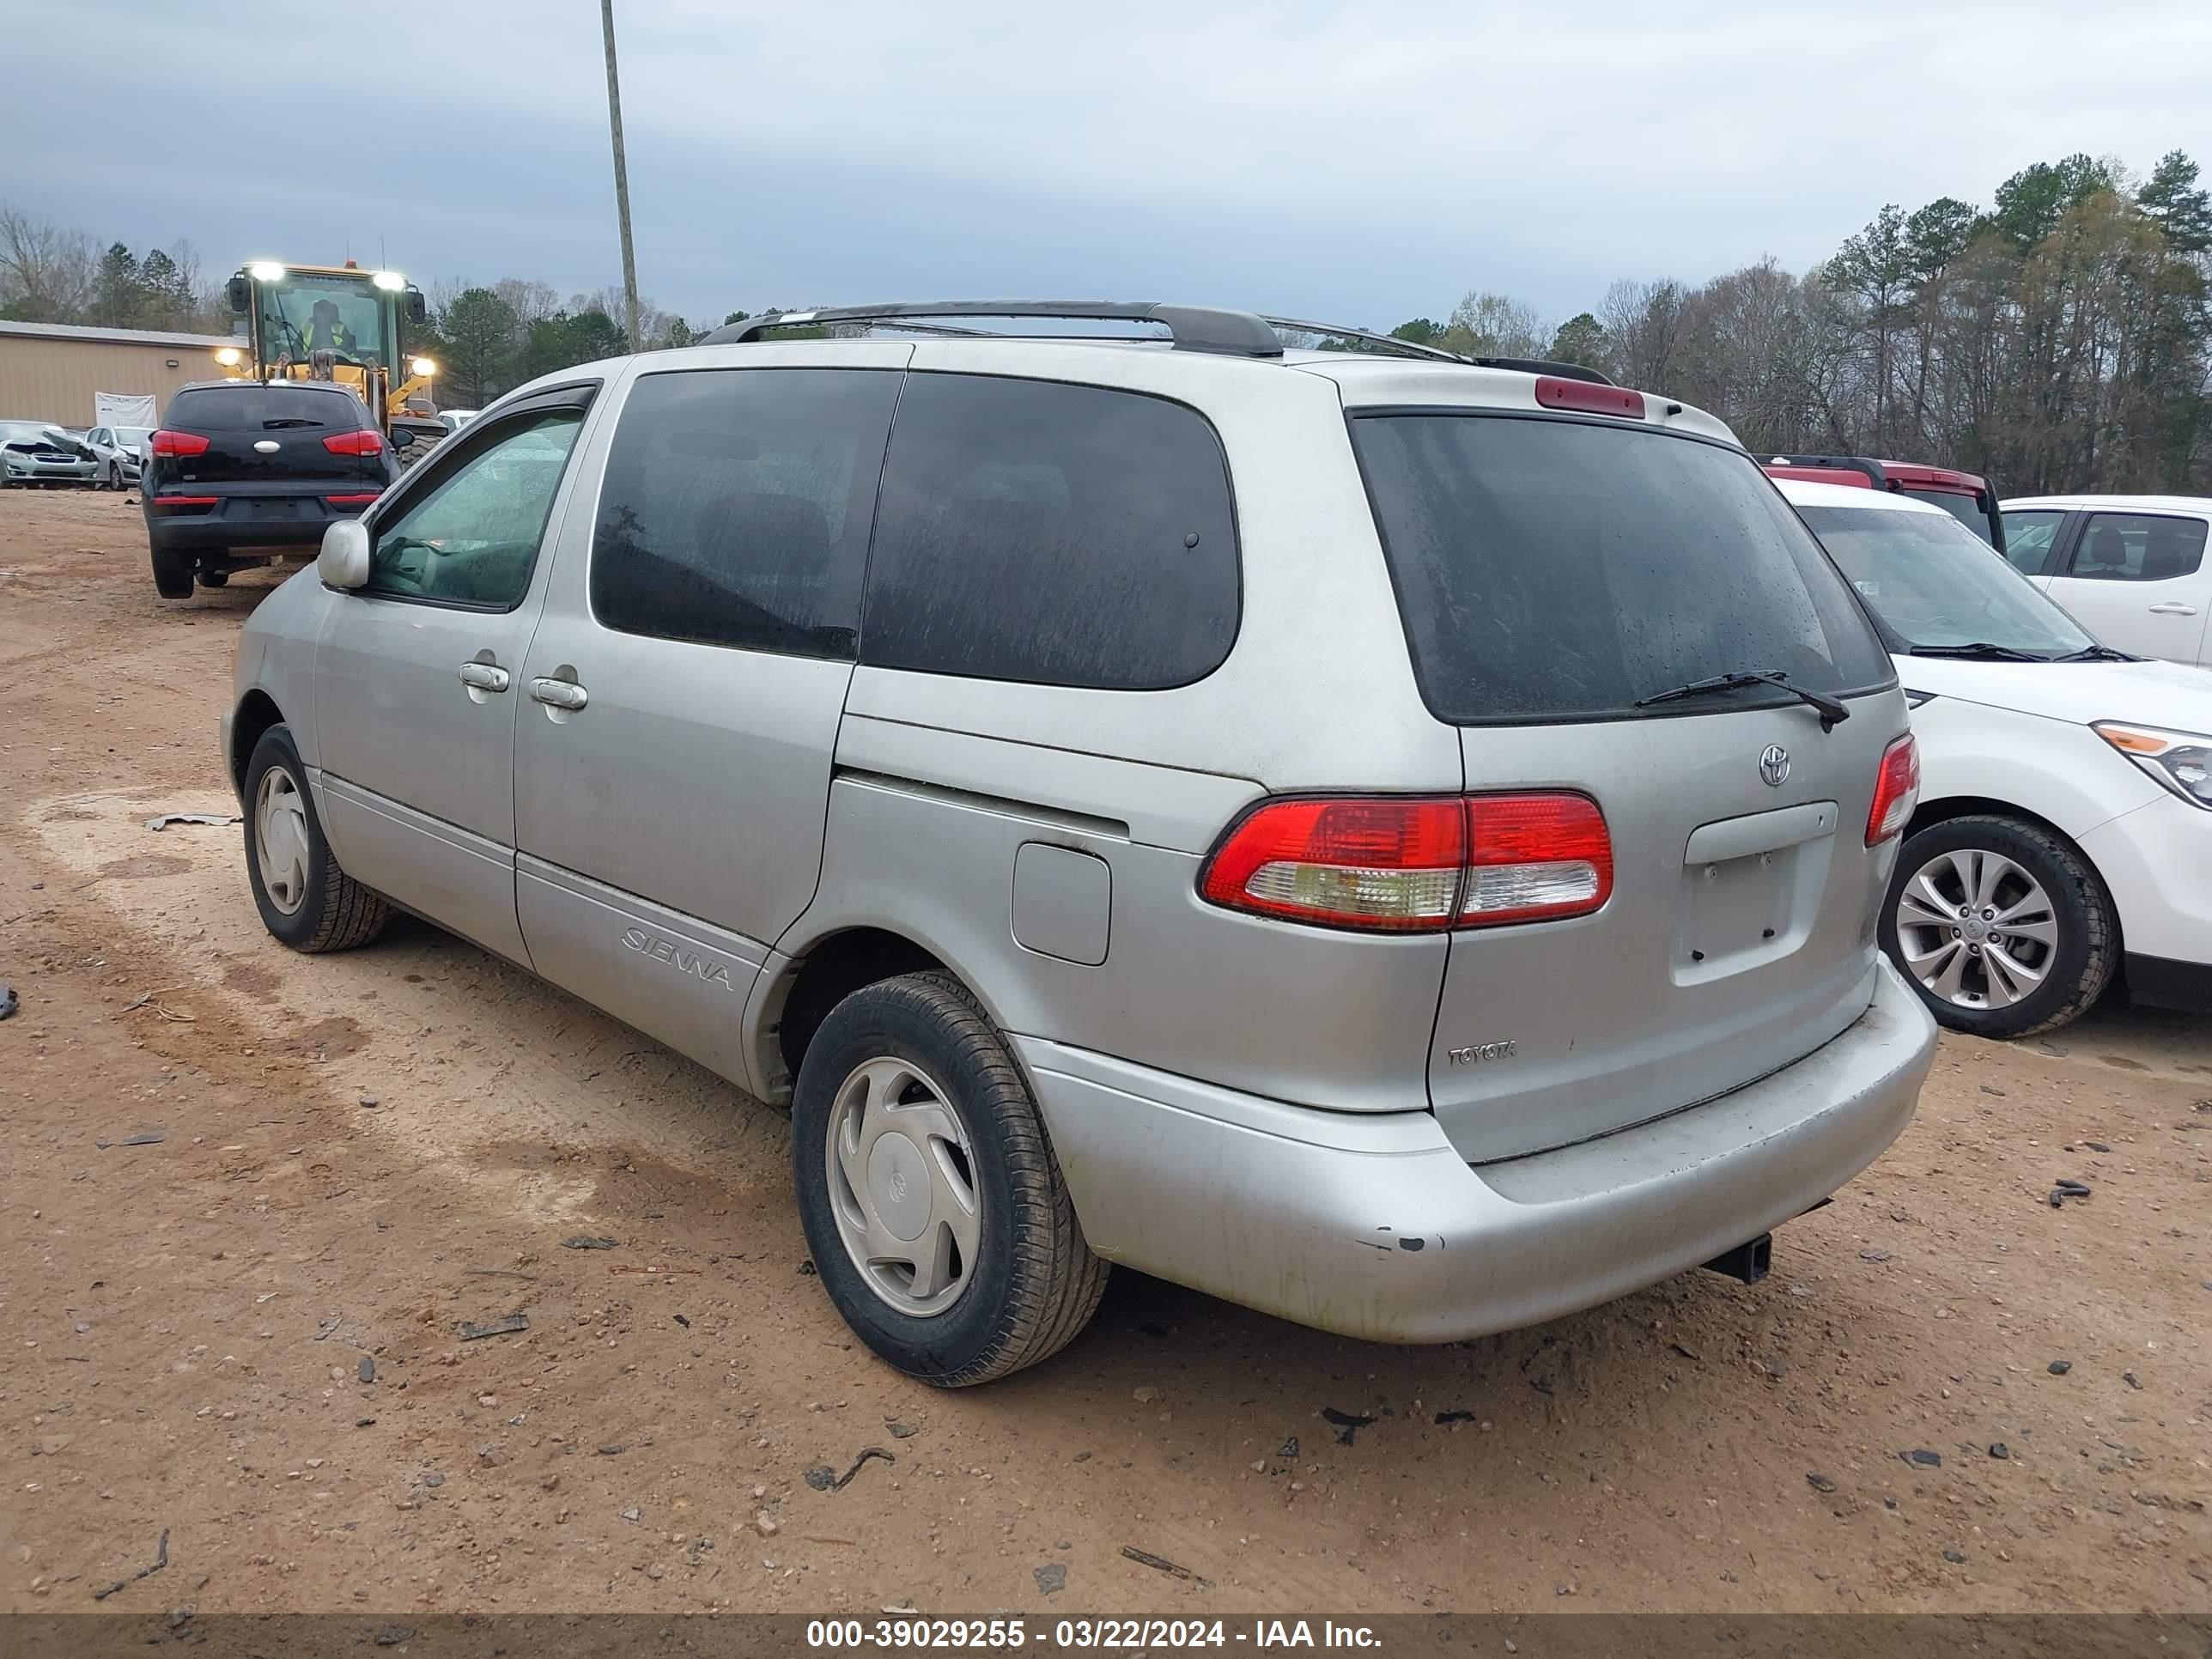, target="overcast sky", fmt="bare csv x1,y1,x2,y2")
16,0,2211,330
